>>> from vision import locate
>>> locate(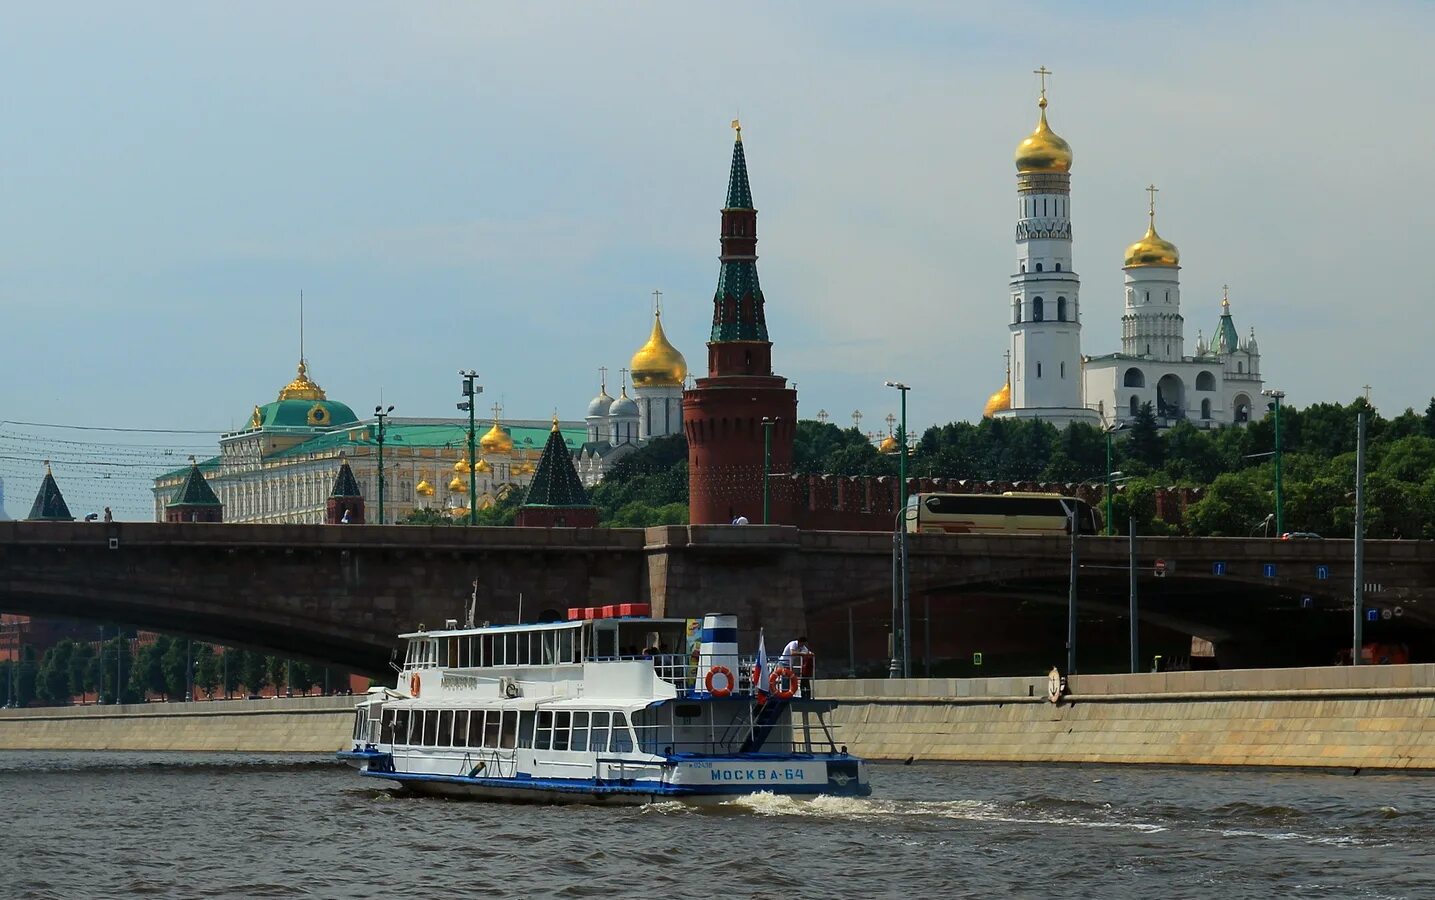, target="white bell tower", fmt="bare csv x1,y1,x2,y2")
1001,68,1097,427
